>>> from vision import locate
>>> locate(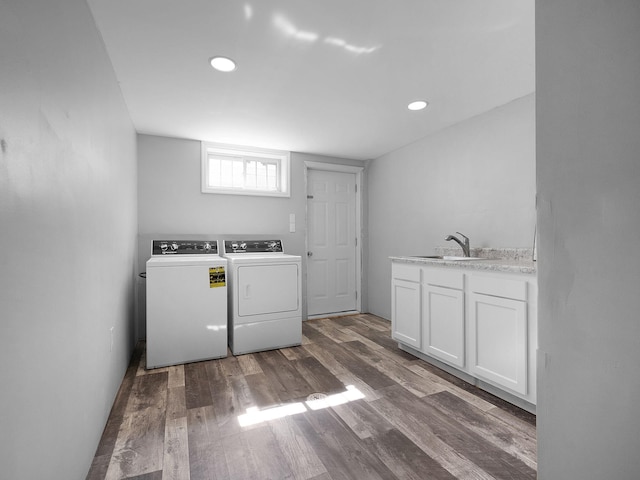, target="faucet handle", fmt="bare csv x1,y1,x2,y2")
455,231,469,242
